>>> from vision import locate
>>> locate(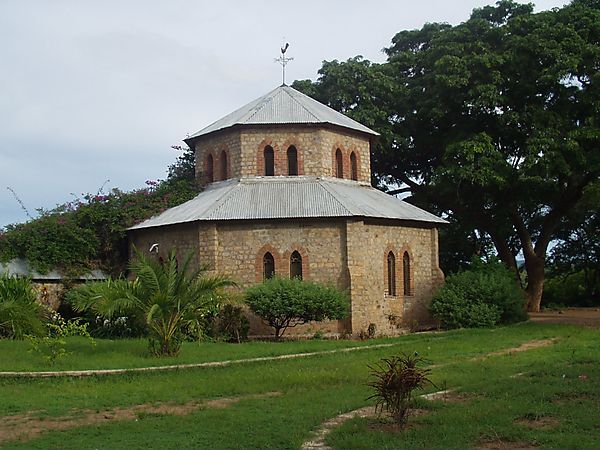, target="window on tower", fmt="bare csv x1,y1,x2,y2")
335,149,343,178
264,146,275,176
287,146,298,176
